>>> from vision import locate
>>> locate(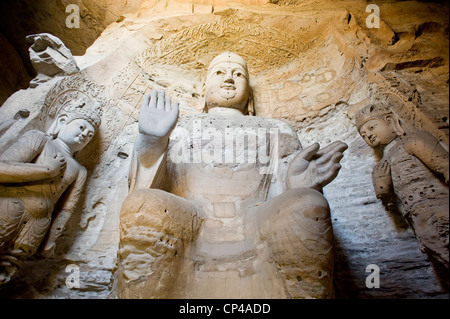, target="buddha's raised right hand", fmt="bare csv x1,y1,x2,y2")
138,89,179,138
135,89,180,169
